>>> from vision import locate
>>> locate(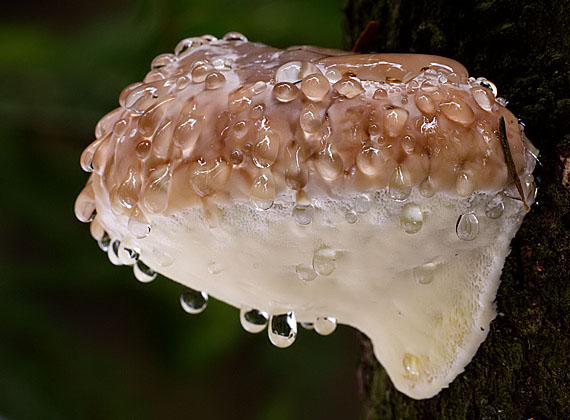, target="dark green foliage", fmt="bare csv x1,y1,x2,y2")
345,0,570,418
